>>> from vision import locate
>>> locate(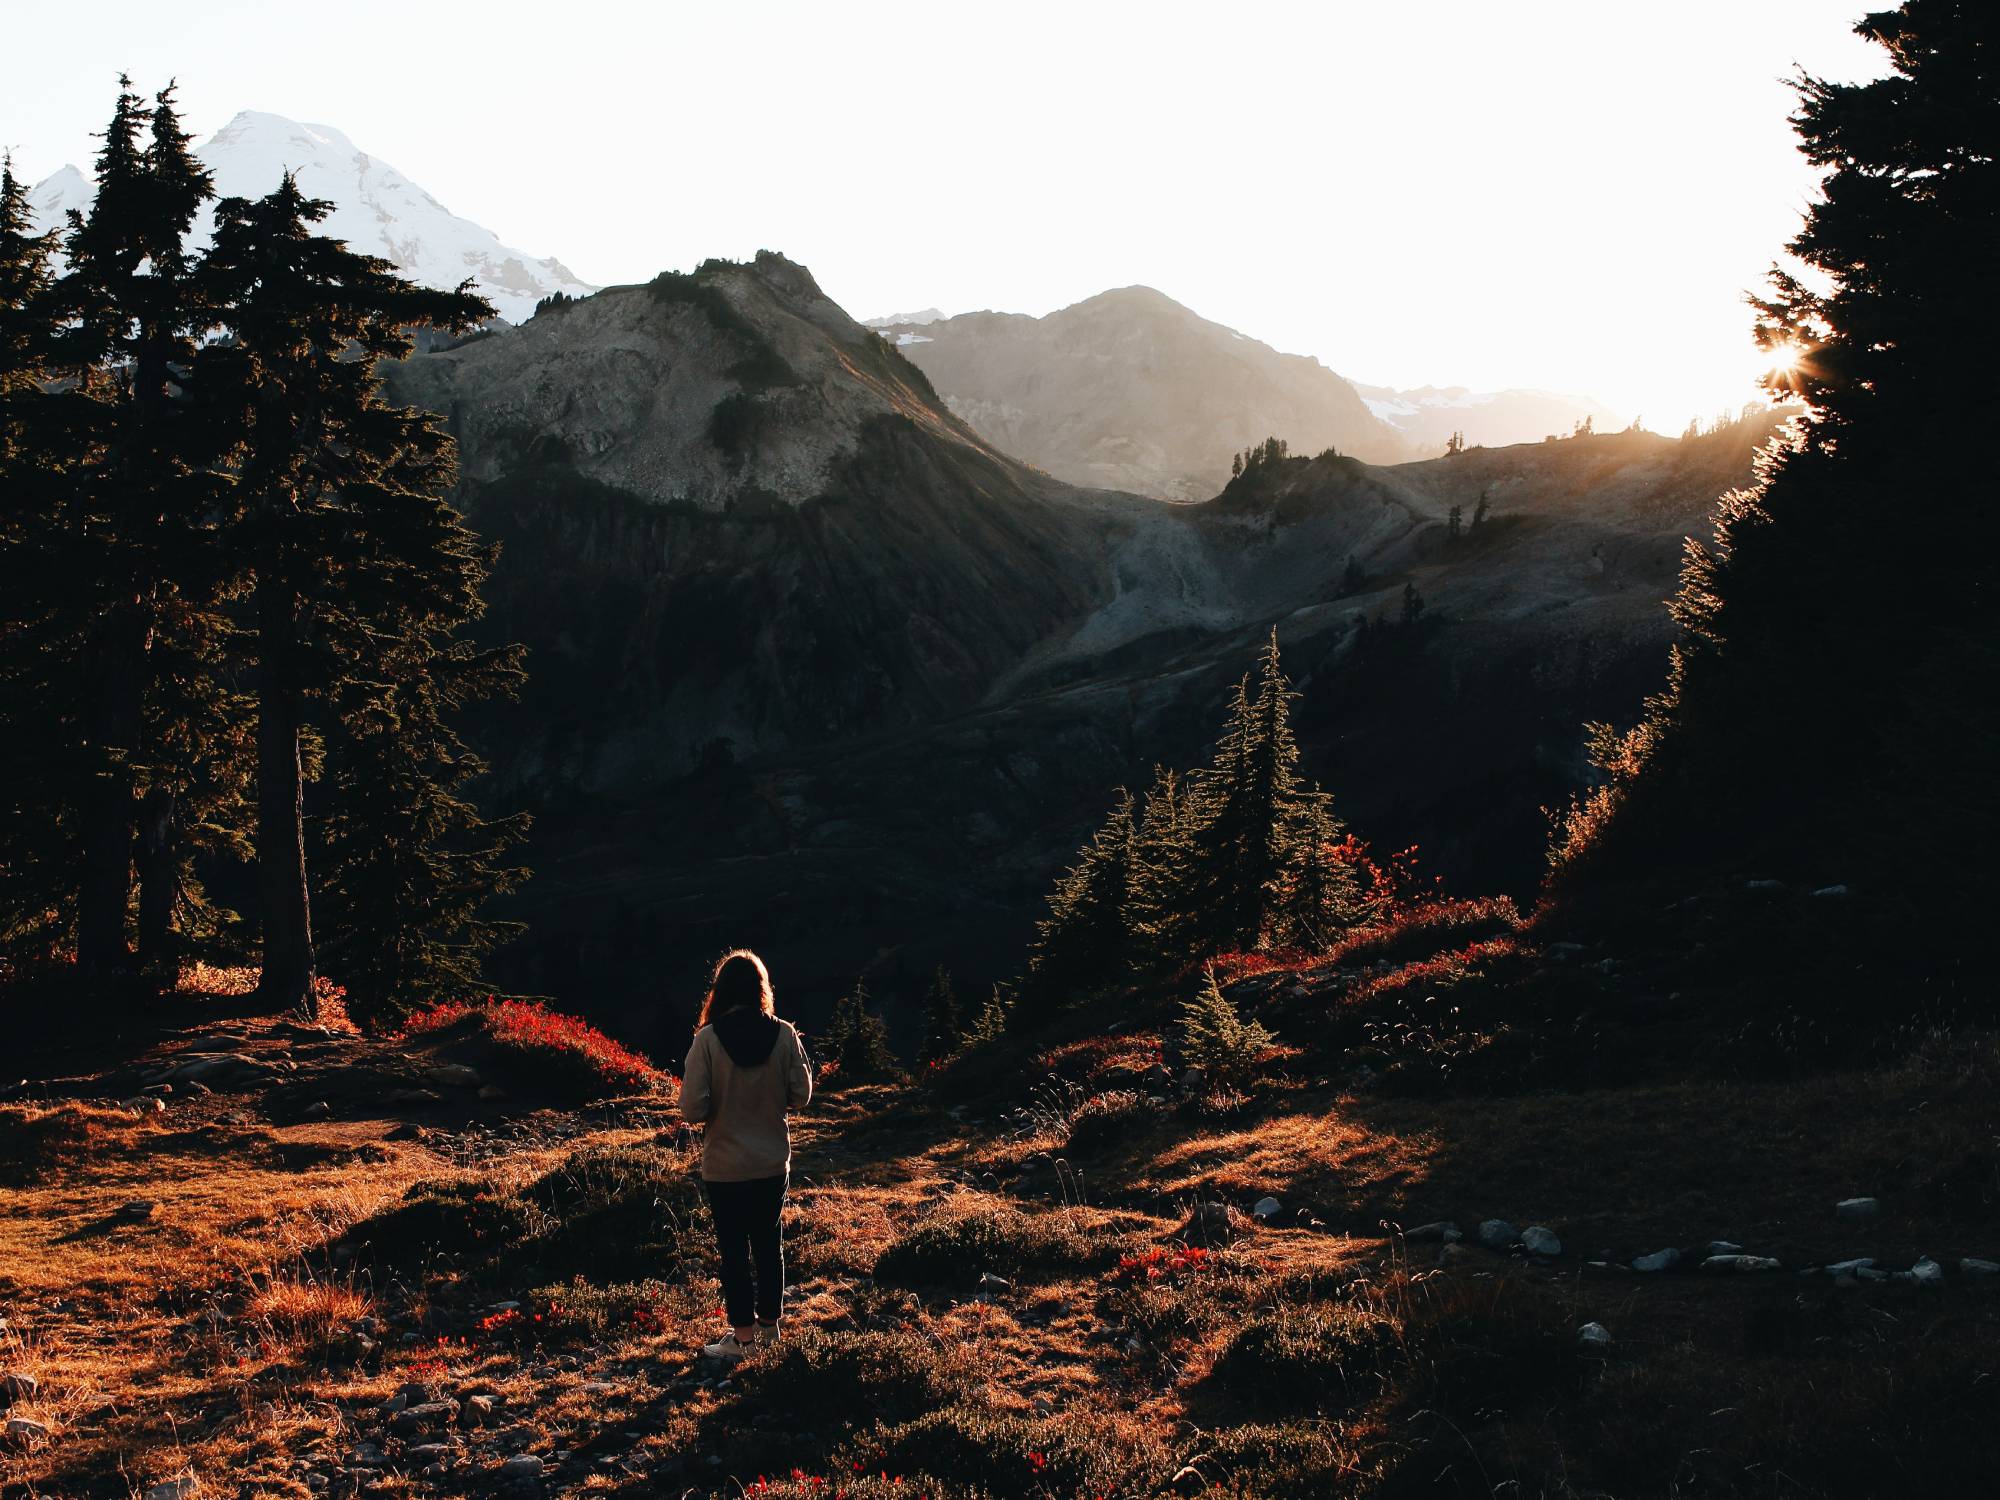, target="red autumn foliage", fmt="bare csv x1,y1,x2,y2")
399,997,666,1098
1113,1243,1215,1283
1324,896,1522,974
